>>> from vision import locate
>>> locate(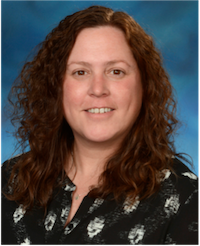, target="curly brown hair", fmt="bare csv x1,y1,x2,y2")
5,5,179,210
